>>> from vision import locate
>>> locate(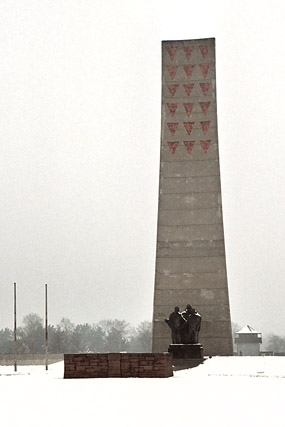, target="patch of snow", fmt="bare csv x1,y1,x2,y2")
0,357,284,427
